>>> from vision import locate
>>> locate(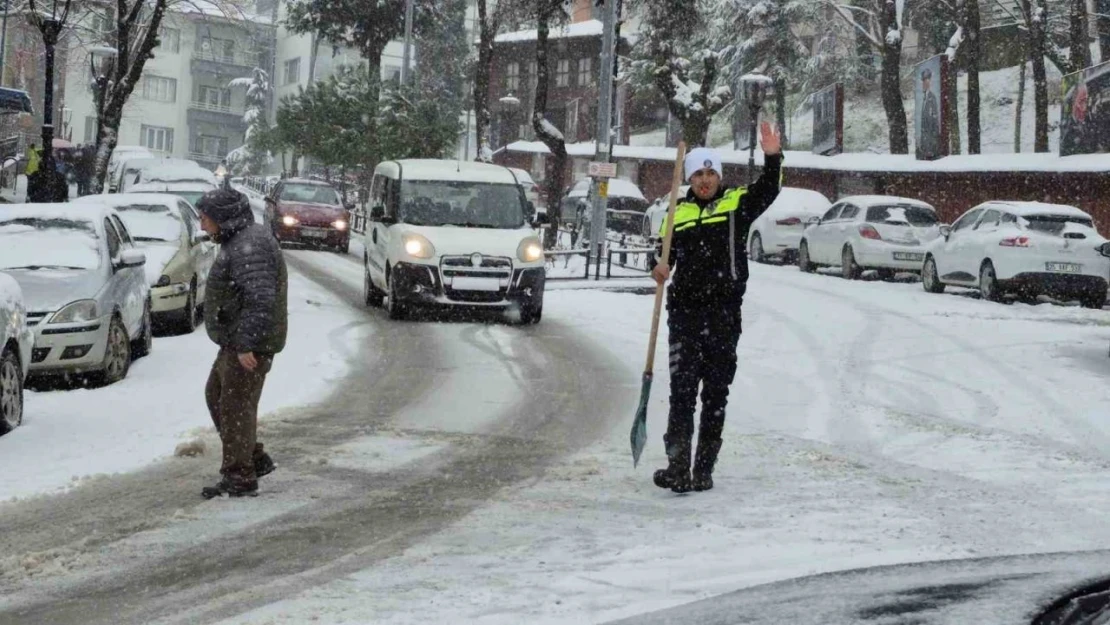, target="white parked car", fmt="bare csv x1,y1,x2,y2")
0,203,151,385
106,146,154,192
128,177,217,209
74,193,216,332
363,159,547,323
642,185,690,241
798,195,942,280
0,272,33,435
922,201,1110,308
747,187,833,263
